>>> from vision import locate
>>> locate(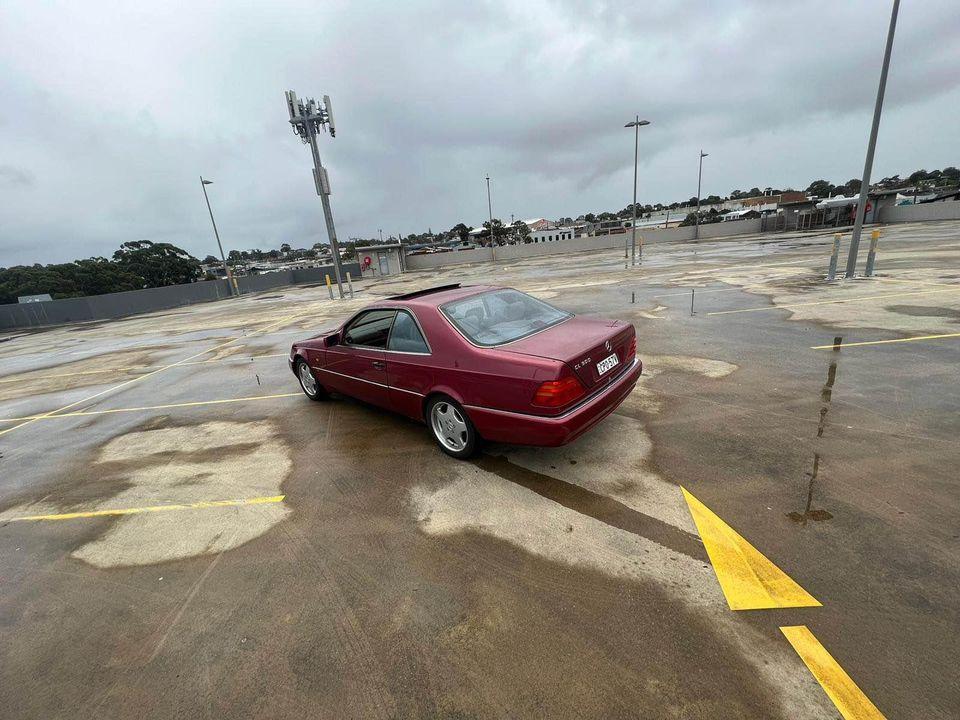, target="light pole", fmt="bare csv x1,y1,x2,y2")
486,174,496,260
378,228,383,243
624,117,651,266
285,90,345,298
199,177,236,296
845,0,900,278
695,150,708,240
